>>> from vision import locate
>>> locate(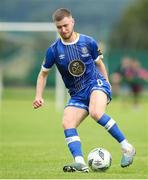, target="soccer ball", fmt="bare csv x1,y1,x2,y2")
87,147,112,171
